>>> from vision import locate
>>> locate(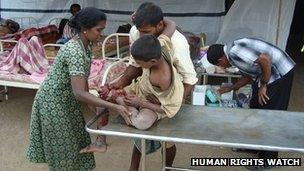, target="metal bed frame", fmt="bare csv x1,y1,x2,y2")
102,33,130,60
86,105,304,171
0,33,130,100
48,17,66,27
0,43,63,100
9,17,39,28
